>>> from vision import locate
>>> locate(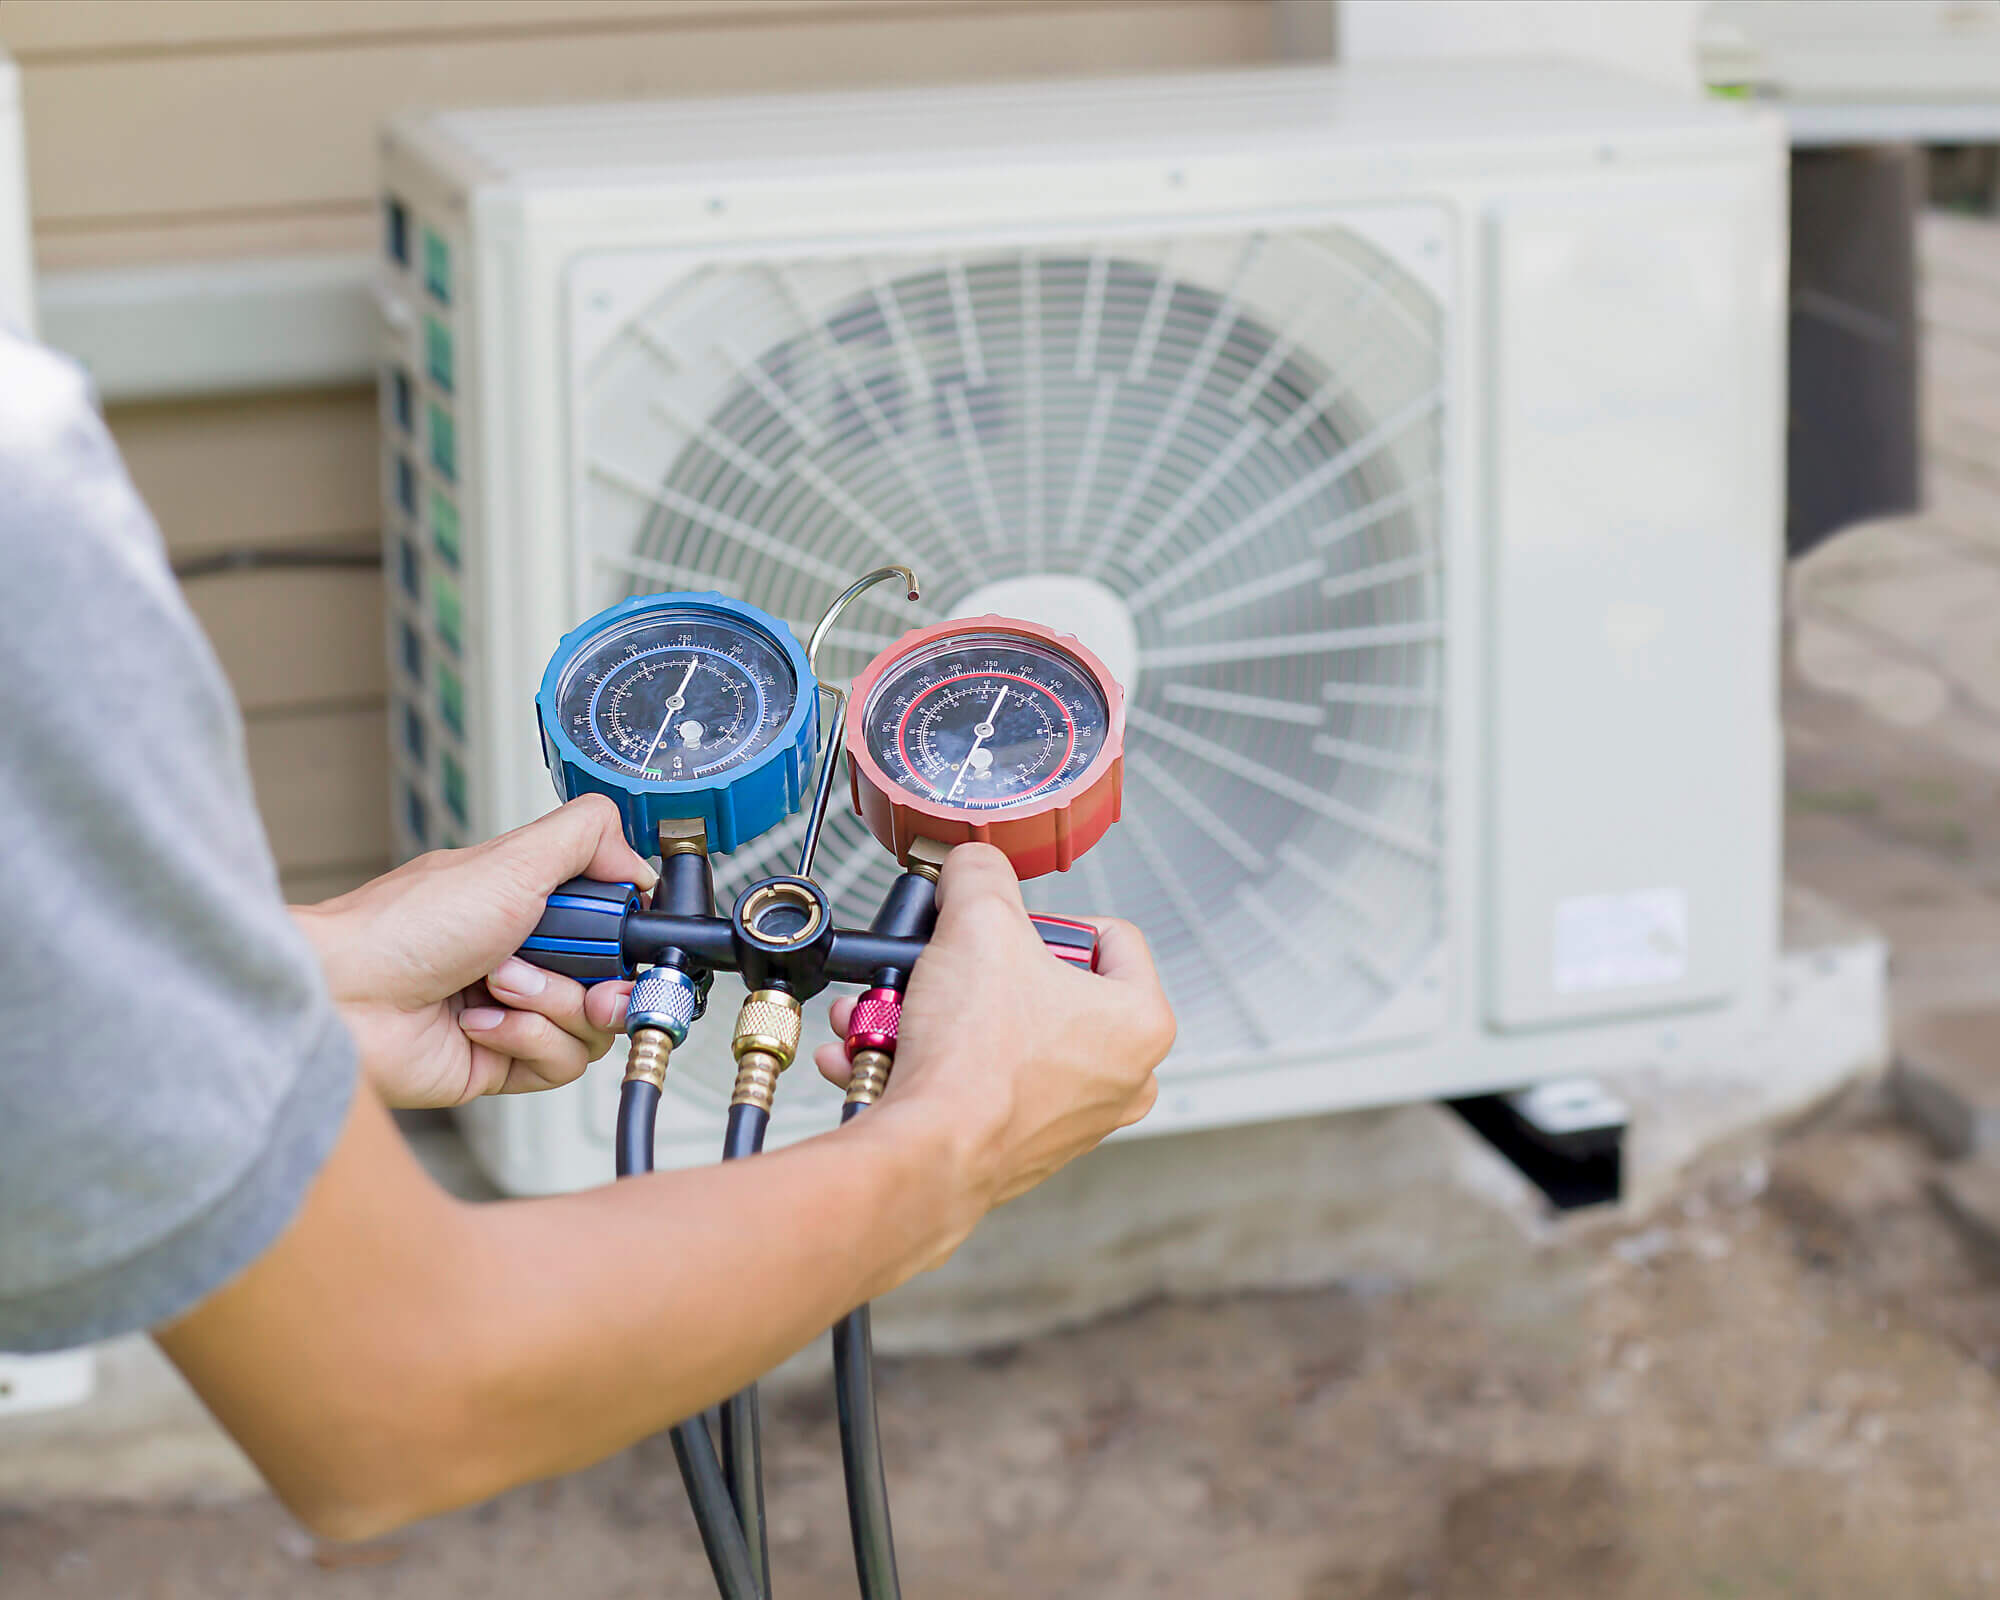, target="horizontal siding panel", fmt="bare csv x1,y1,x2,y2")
1,1,879,57
247,703,391,872
185,567,387,715
37,208,376,272
109,386,379,557
22,2,1274,234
